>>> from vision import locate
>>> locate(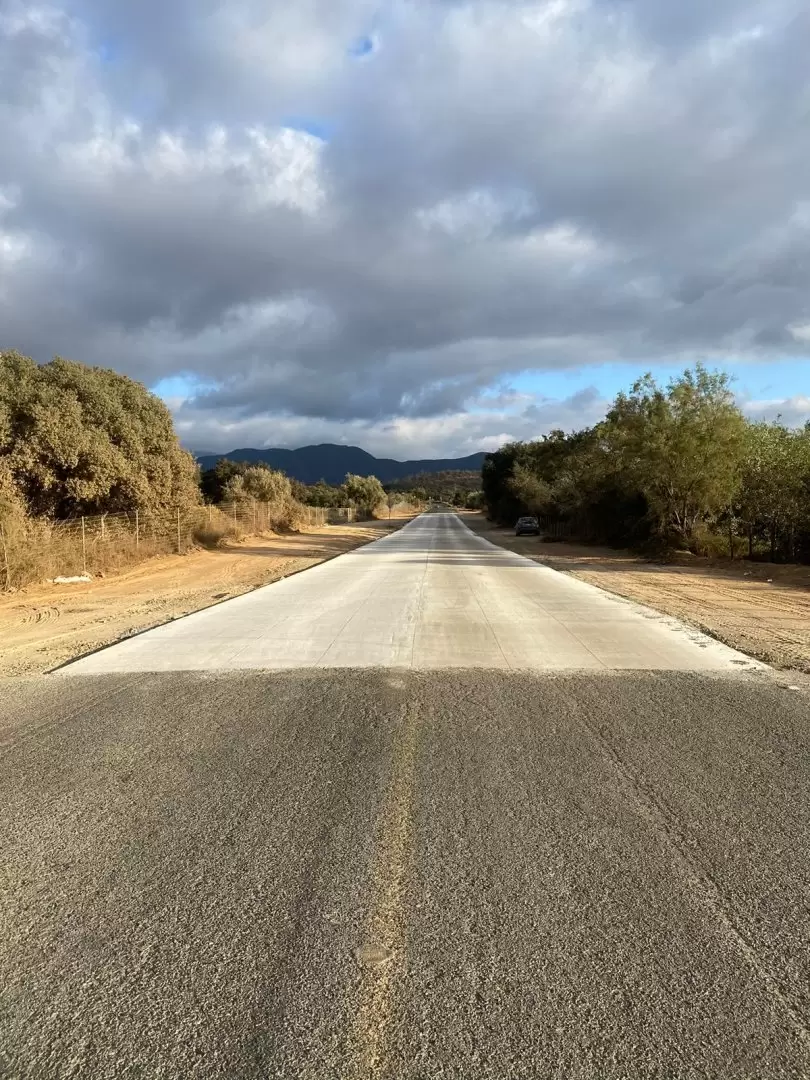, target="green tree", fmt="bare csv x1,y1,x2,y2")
0,351,199,517
223,466,293,504
509,463,552,519
342,473,385,516
604,365,746,543
243,466,292,503
222,474,249,502
302,479,344,507
738,422,810,560
200,458,246,503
